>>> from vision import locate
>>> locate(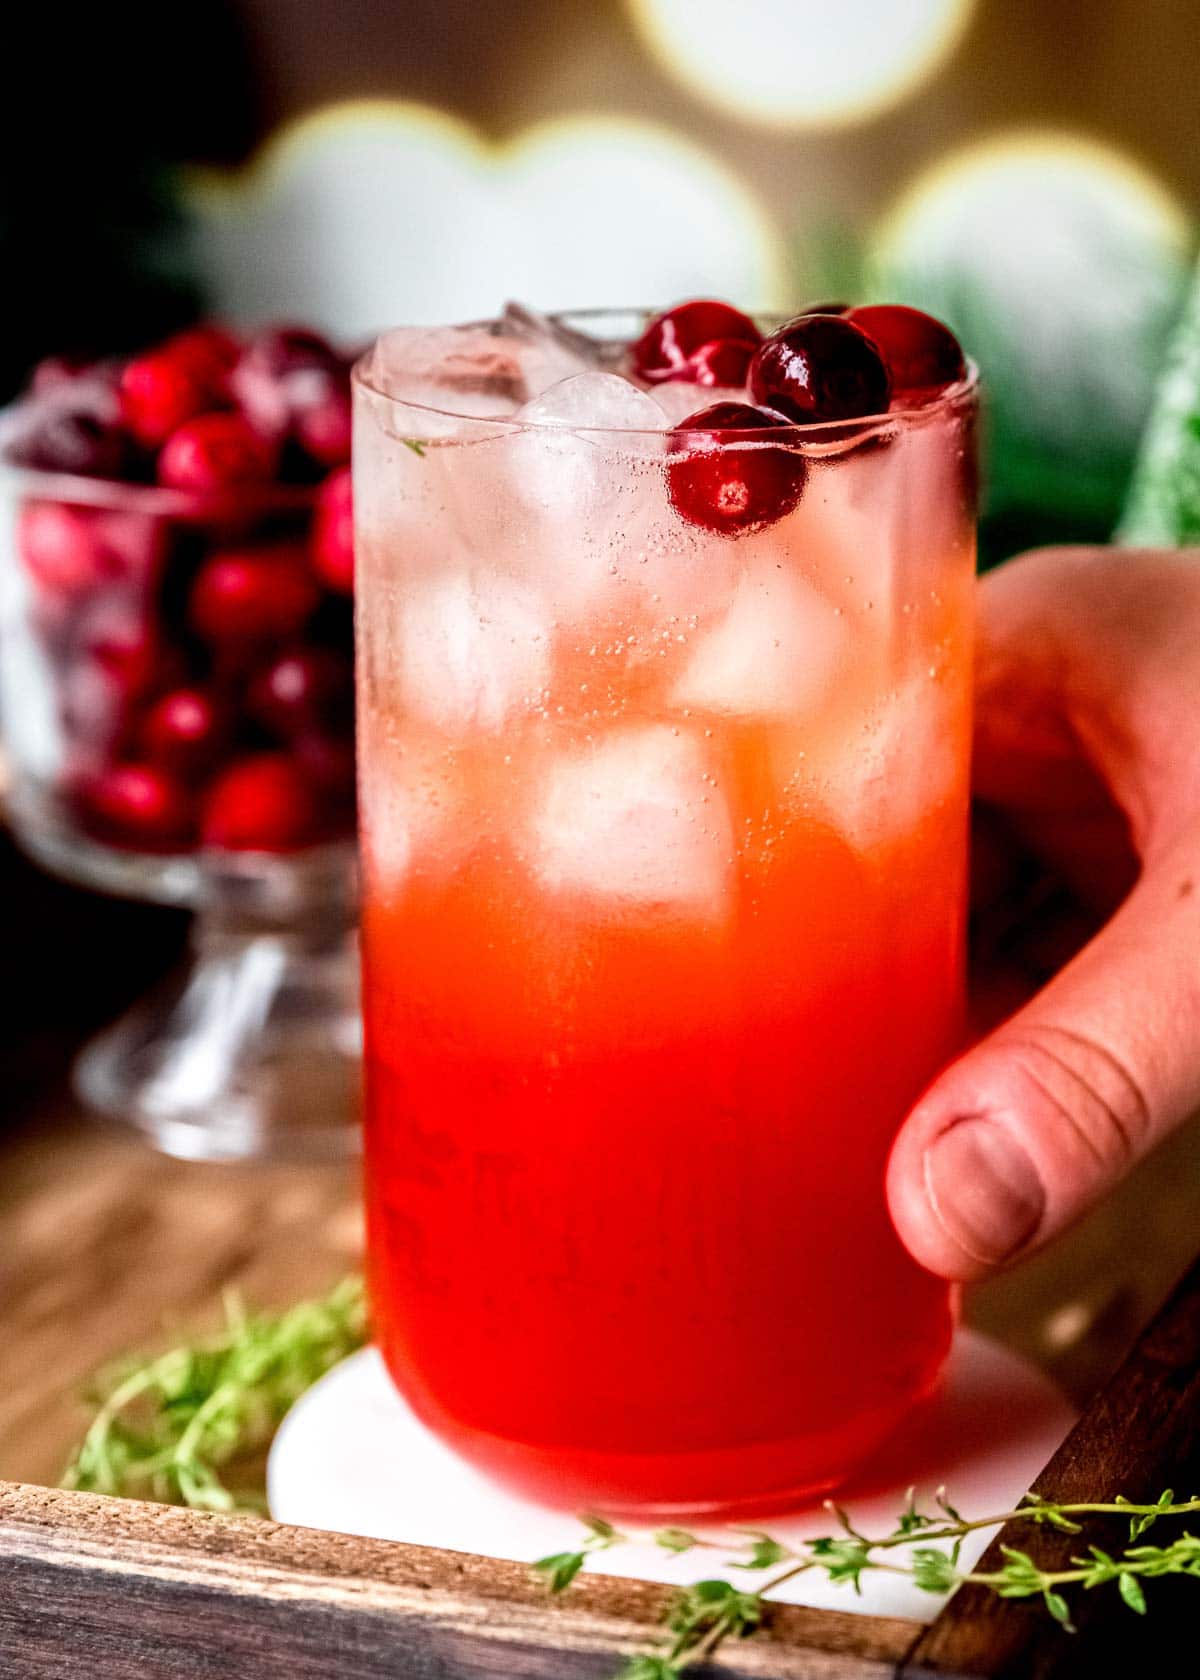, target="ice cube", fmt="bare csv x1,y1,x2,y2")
670,561,848,719
531,725,733,916
651,383,749,427
360,734,469,895
394,572,552,733
499,302,621,381
802,673,967,853
518,371,668,438
366,326,525,424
